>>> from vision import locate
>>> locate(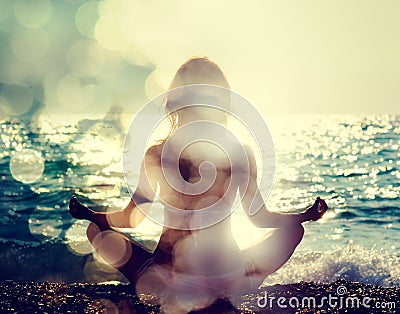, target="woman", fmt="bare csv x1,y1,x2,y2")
69,56,327,299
